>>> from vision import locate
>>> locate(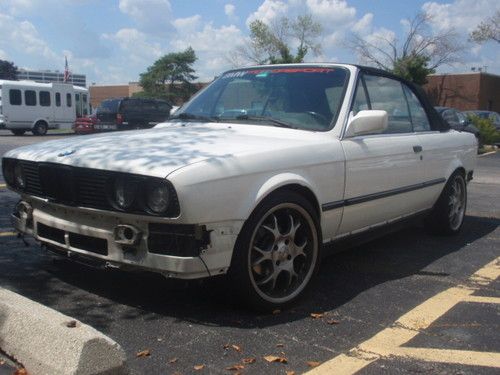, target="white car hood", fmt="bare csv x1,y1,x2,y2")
5,122,332,178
